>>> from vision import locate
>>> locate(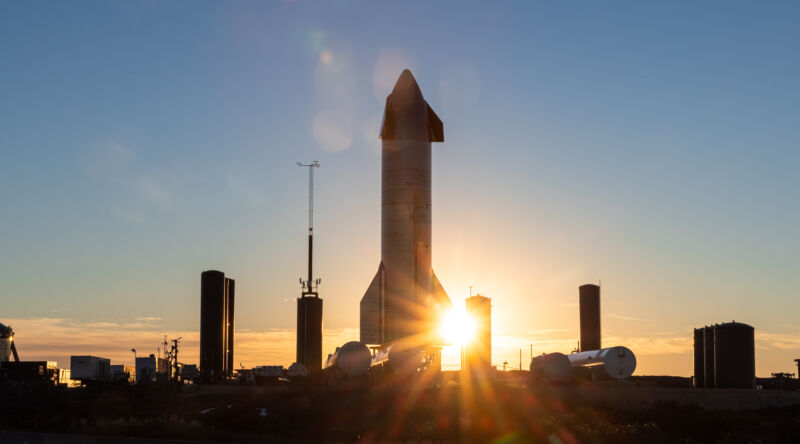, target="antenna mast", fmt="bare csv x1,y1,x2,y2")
298,161,320,296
